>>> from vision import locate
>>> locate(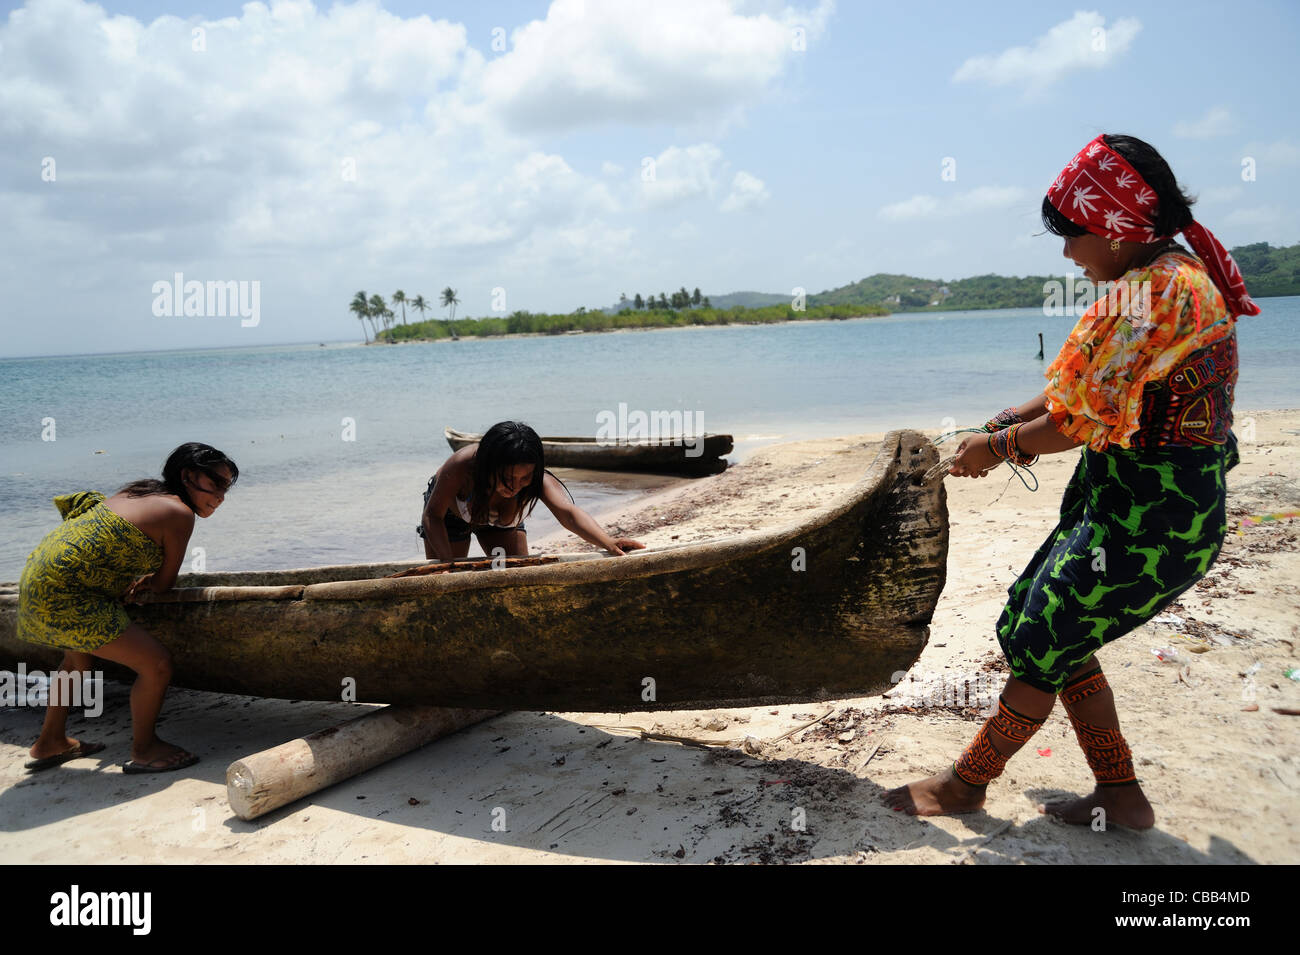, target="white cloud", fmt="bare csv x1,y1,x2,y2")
879,195,940,220
1242,140,1300,167
637,143,768,212
639,143,723,206
480,0,832,133
721,171,770,212
1199,185,1244,204
1222,207,1280,227
952,11,1140,89
879,186,1026,221
1173,106,1233,139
